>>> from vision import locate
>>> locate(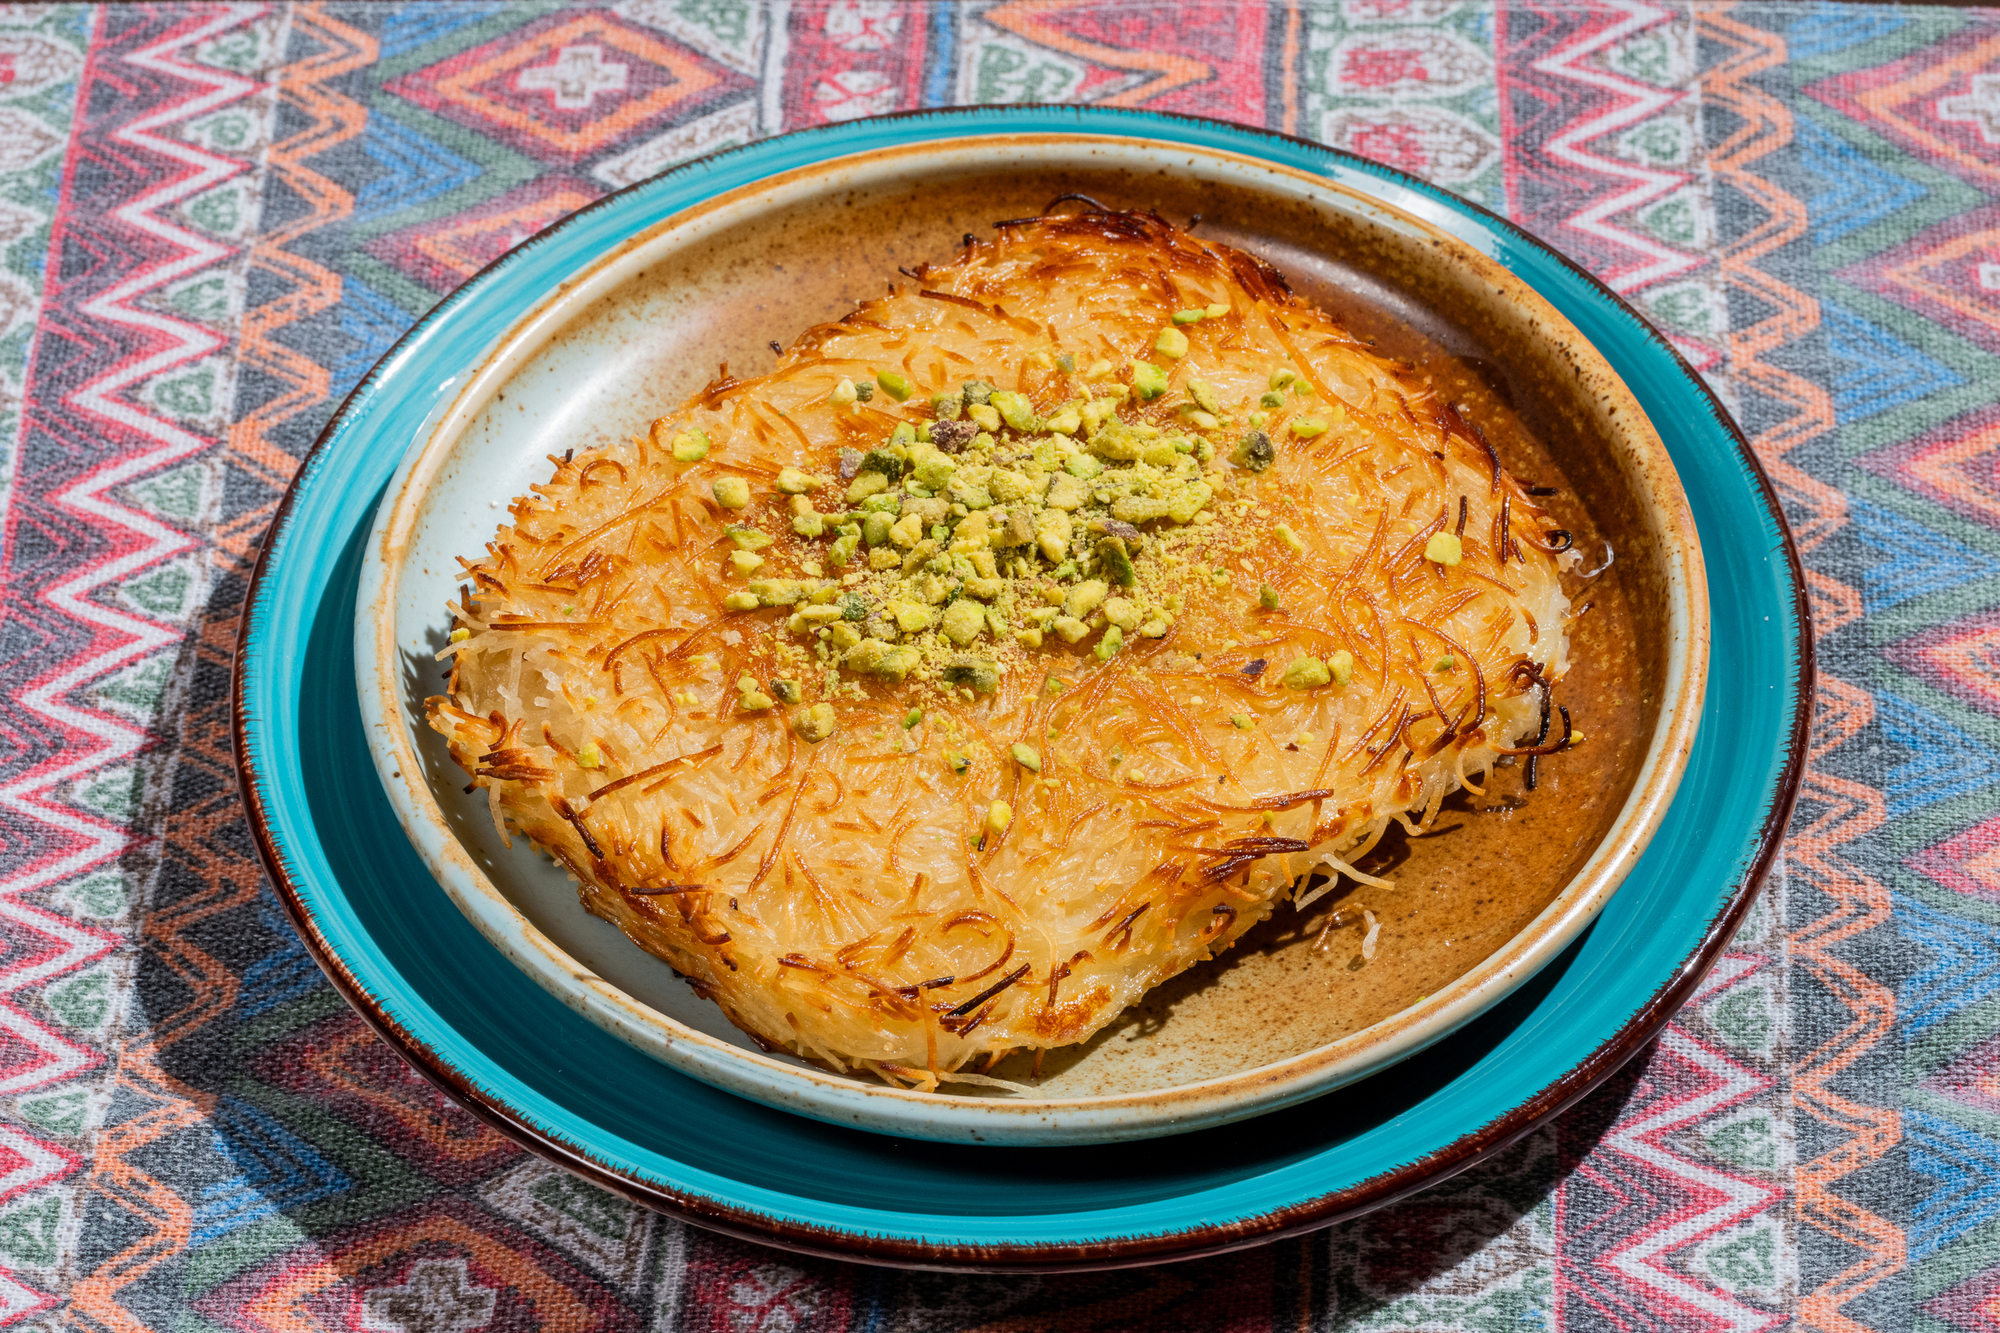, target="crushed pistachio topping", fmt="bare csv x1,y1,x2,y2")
700,366,1322,699
1424,531,1463,566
